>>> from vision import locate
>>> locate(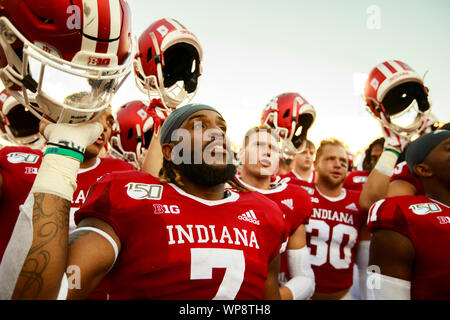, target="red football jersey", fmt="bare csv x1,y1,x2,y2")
390,161,424,195
343,170,370,191
280,169,315,184
284,178,367,293
70,157,134,232
368,196,450,299
0,146,43,261
75,171,286,300
235,175,312,238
